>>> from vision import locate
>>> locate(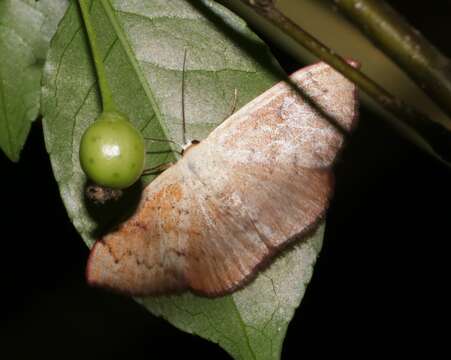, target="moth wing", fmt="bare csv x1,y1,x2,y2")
86,158,294,296
86,167,192,295
180,155,333,295
206,61,358,169
86,62,357,296
180,61,357,295
86,160,332,297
